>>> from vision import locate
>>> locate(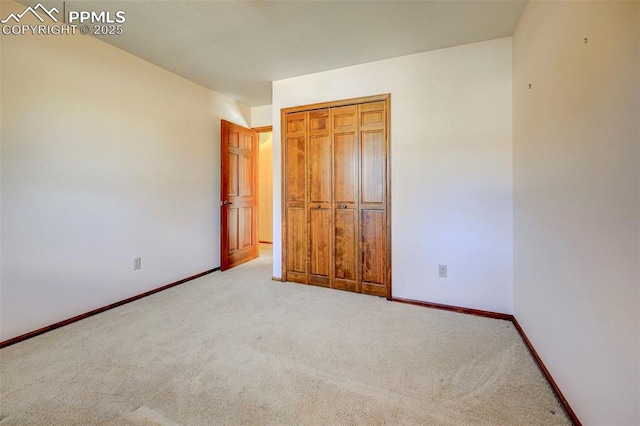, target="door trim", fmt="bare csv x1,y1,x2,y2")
253,126,273,133
280,94,392,298
281,94,390,115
